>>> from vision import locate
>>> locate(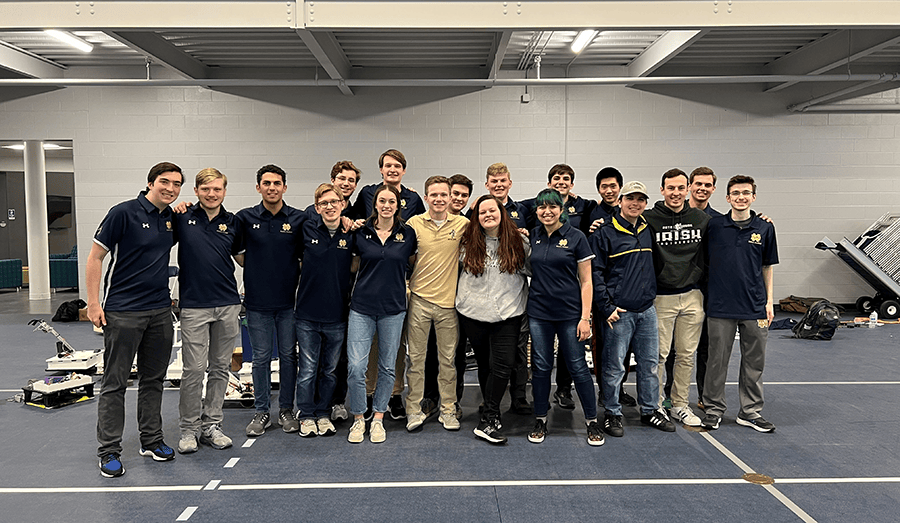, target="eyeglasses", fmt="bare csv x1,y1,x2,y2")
729,190,753,197
316,199,343,209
